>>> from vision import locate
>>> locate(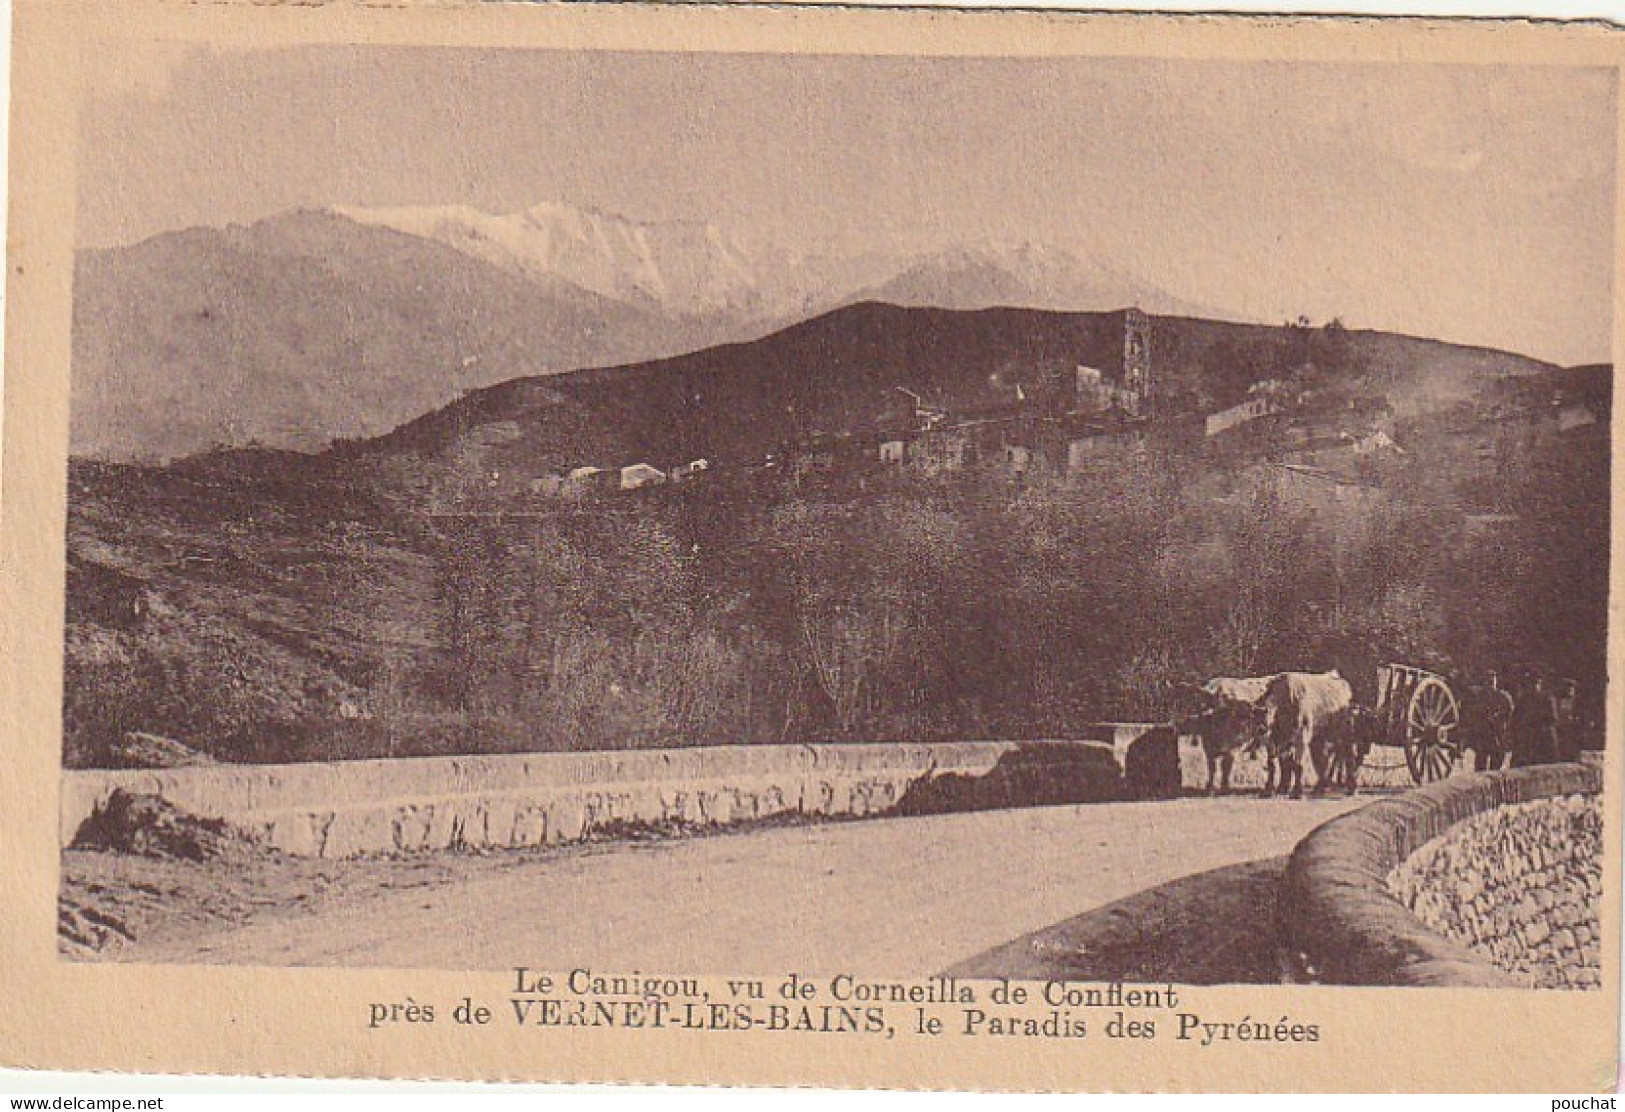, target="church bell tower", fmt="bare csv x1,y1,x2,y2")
1121,308,1152,415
